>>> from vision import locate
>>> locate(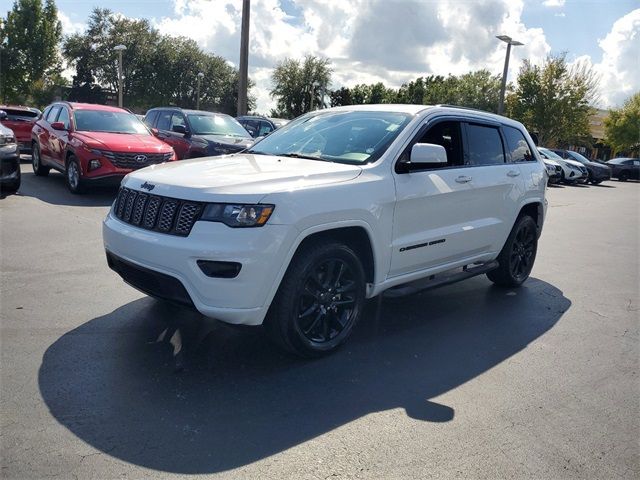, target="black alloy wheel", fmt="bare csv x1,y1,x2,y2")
487,215,538,287
619,172,628,182
32,143,50,176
